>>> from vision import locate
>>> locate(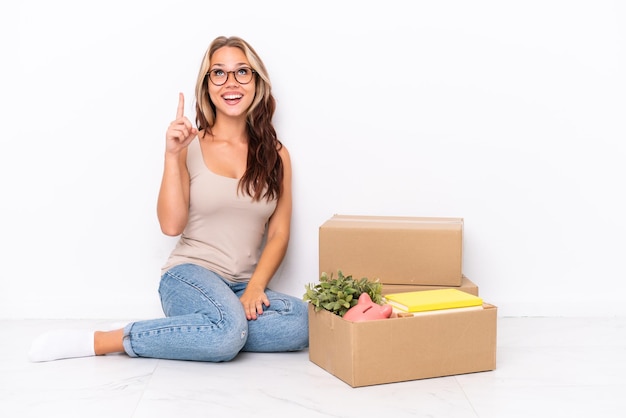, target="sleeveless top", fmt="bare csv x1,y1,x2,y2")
161,138,278,283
